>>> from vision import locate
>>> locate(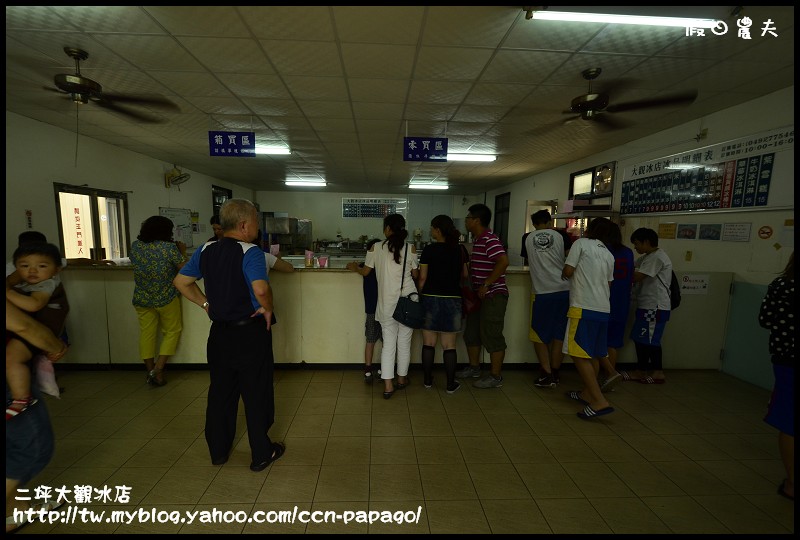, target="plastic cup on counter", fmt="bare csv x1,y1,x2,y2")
270,244,280,256
318,256,328,268
304,250,314,268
